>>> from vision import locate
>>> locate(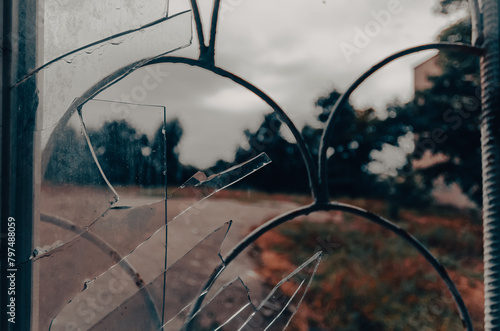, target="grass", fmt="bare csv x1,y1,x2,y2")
251,200,484,331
